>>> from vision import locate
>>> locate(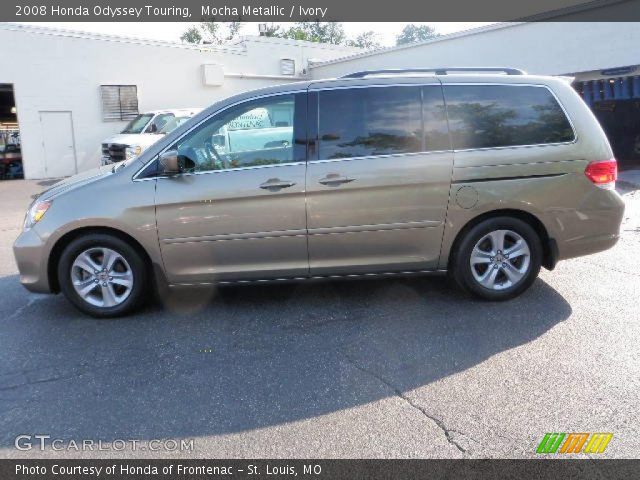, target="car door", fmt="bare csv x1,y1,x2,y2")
306,82,454,275
154,92,309,284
